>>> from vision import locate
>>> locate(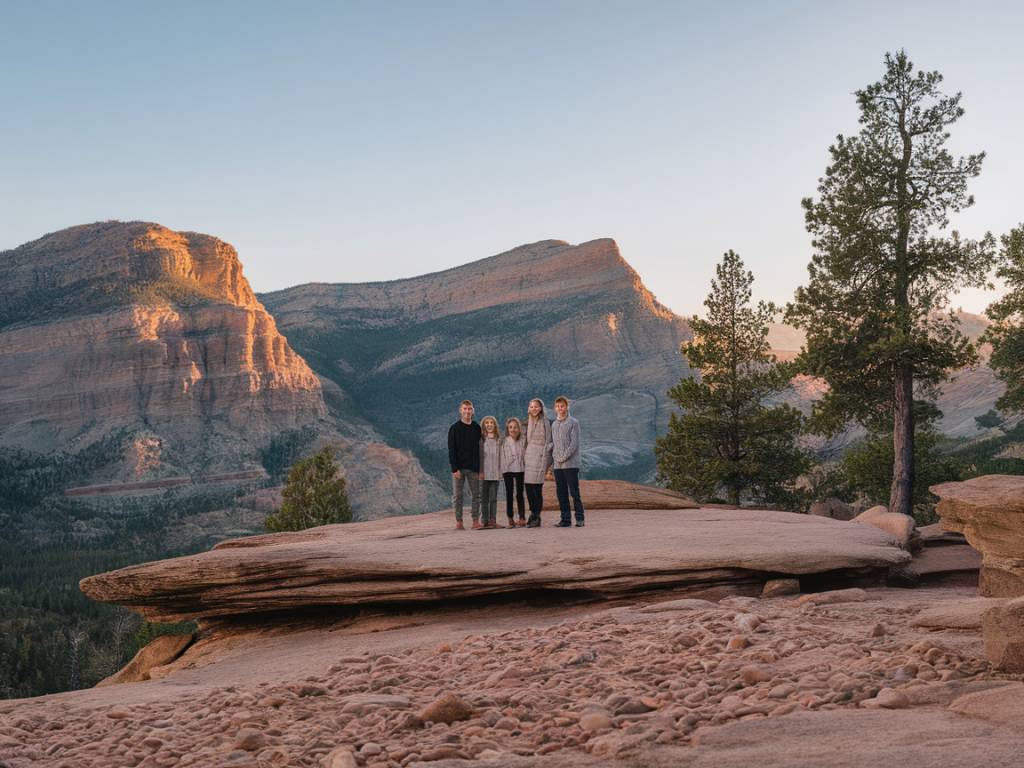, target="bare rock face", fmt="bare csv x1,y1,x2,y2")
0,221,325,457
931,475,1024,596
80,493,910,623
982,597,1024,672
0,221,445,521
261,239,692,478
